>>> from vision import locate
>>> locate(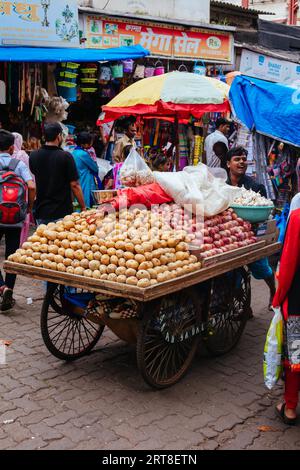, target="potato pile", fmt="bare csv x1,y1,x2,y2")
8,208,201,288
